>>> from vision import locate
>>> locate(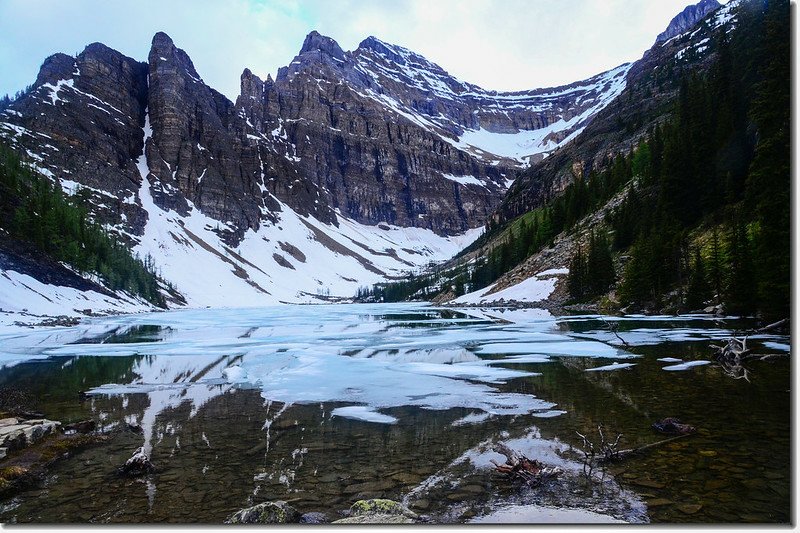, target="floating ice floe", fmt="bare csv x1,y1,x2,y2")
762,342,790,352
331,405,398,424
585,362,636,372
662,360,711,371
